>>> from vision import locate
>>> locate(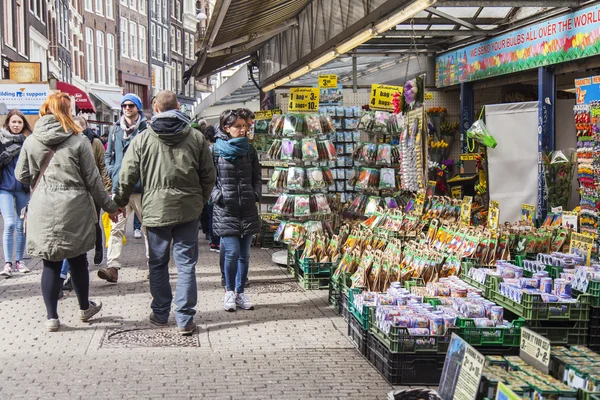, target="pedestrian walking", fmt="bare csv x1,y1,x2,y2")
212,109,261,312
113,90,215,335
15,92,122,332
0,110,33,277
97,93,150,283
